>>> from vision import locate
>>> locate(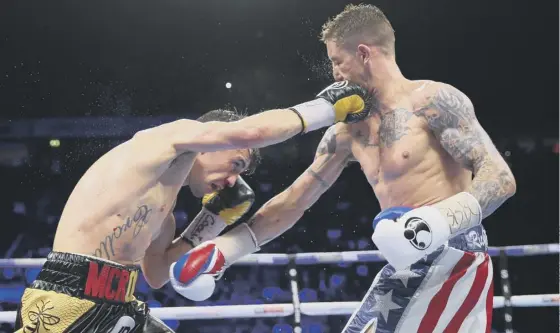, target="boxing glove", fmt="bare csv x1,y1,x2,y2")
316,81,372,123
170,242,226,301
181,176,255,247
290,81,372,133
371,206,451,270
372,206,413,230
